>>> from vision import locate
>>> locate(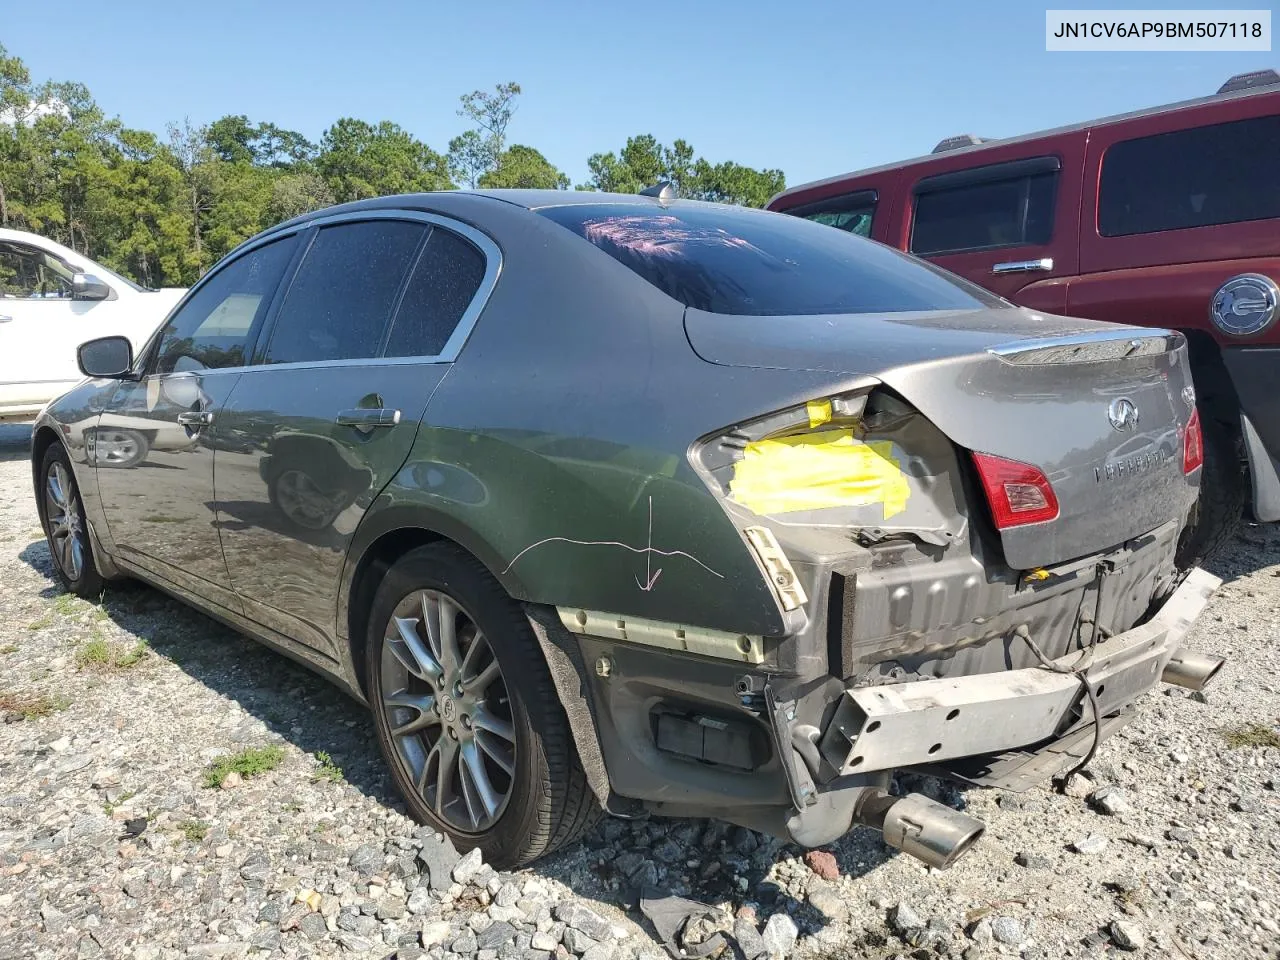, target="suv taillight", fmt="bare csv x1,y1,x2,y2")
972,453,1060,529
1183,408,1204,474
